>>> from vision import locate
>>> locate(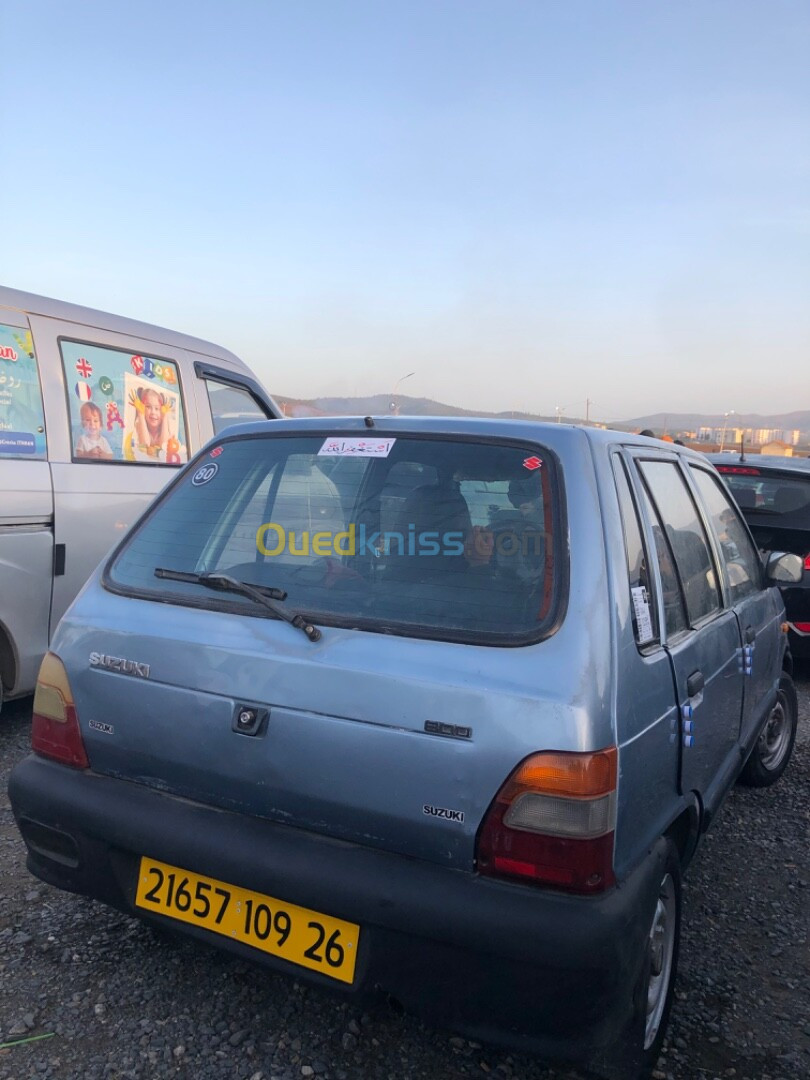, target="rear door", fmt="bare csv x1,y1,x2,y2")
688,465,780,747
0,316,53,695
30,315,203,636
629,454,744,802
